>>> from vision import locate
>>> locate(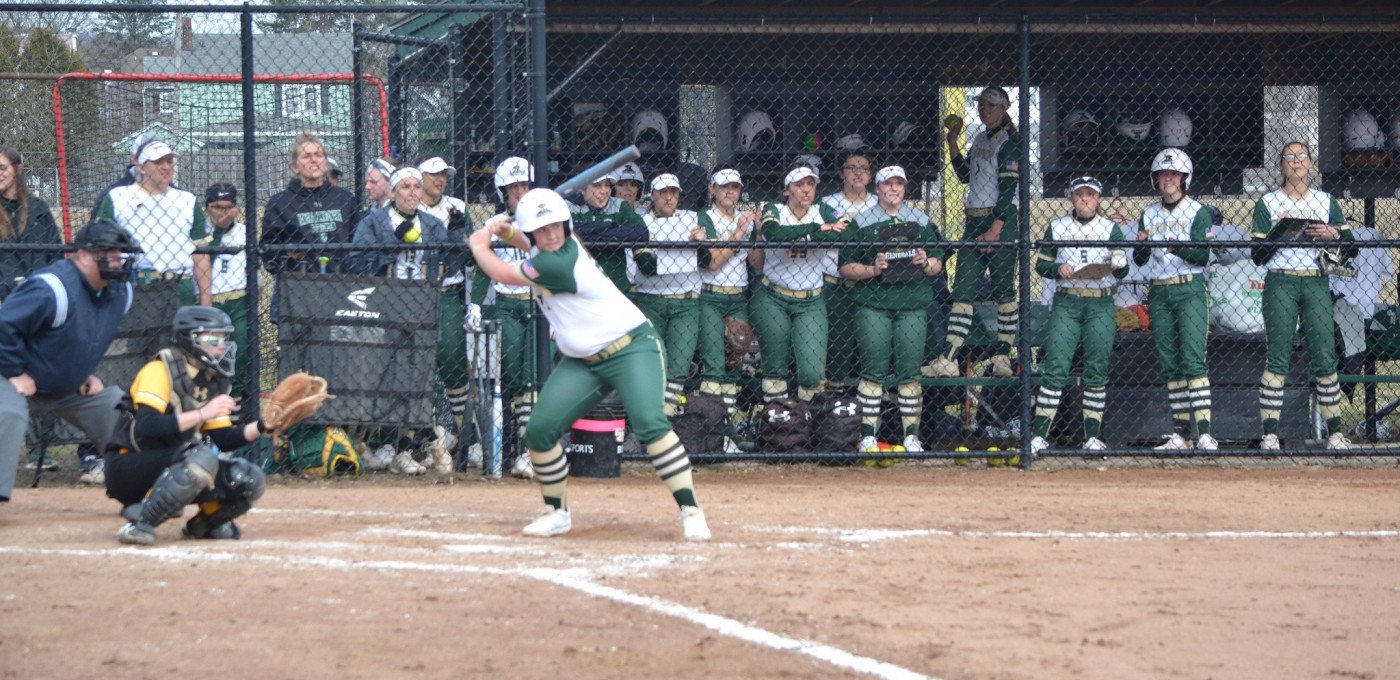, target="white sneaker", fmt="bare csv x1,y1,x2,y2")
679,506,711,542
510,453,535,479
390,450,426,475
921,356,959,378
902,434,924,453
1326,432,1352,450
364,444,394,471
1259,433,1281,451
858,435,879,452
990,354,1014,377
522,506,571,537
1031,436,1049,455
78,457,105,485
1196,434,1219,451
1153,433,1192,450
1083,437,1107,451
